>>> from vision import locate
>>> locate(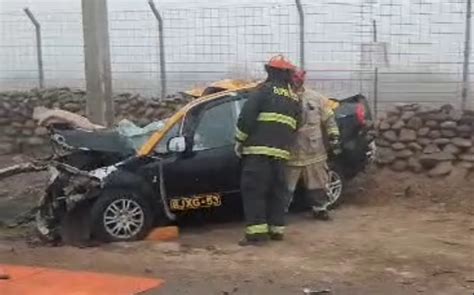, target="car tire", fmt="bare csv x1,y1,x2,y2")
326,166,345,209
90,189,154,242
